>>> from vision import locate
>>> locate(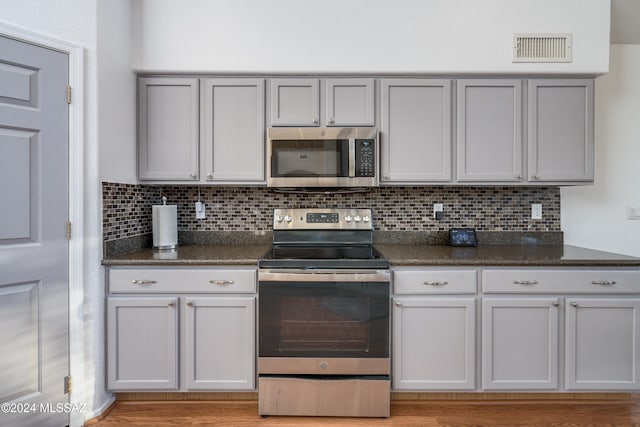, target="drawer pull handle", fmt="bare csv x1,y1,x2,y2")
210,280,235,285
423,281,448,286
513,280,538,285
187,302,194,307
592,280,616,286
131,279,157,285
